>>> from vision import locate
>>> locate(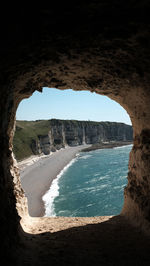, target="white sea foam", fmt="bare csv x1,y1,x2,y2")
42,157,77,217
98,184,108,189
80,154,92,159
113,185,121,190
98,175,109,181
114,144,133,149
86,203,94,208
94,173,100,177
